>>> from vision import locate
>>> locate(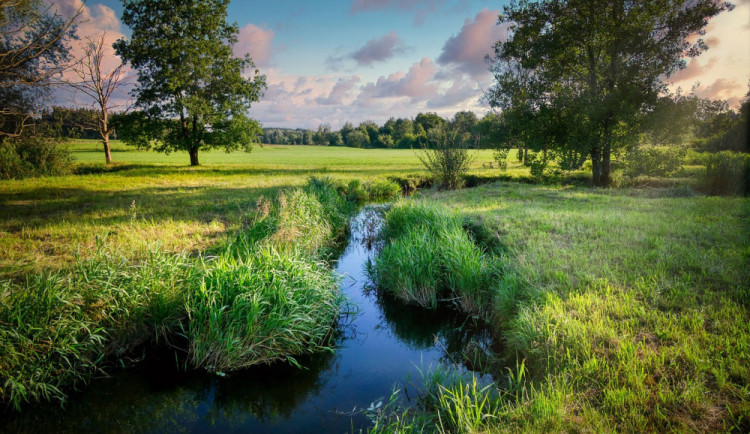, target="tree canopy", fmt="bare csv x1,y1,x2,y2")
114,0,266,165
485,0,731,185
